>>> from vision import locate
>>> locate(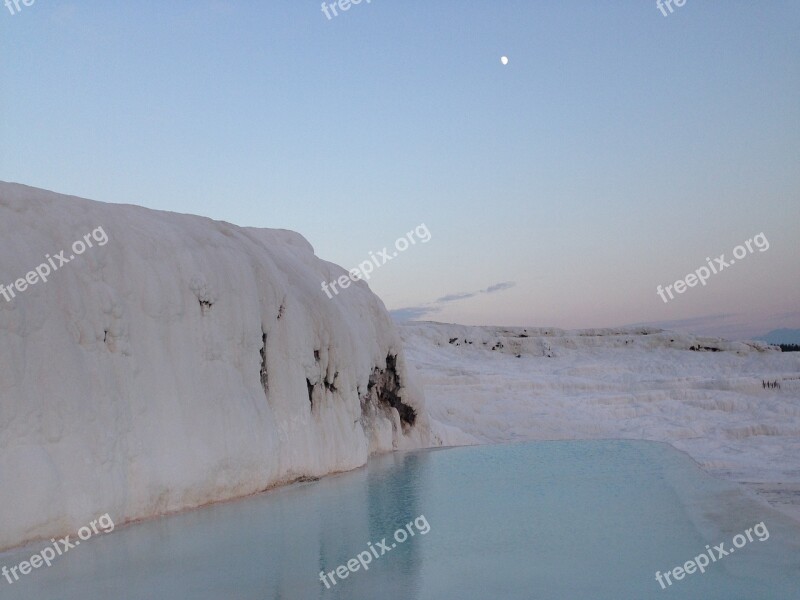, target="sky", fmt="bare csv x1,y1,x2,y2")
1,1,798,339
